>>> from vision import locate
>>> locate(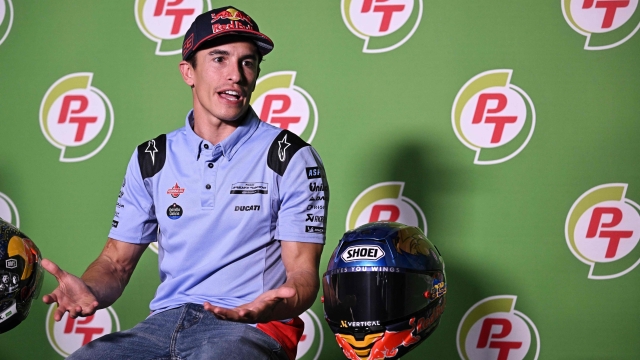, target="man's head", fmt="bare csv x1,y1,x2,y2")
179,6,274,124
